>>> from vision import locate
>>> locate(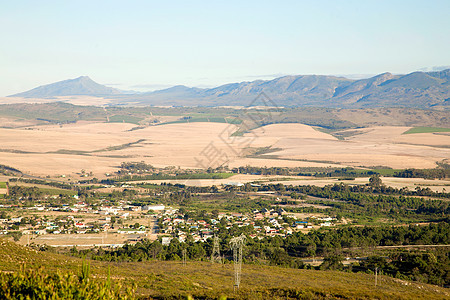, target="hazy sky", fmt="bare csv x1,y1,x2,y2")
1,0,449,95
